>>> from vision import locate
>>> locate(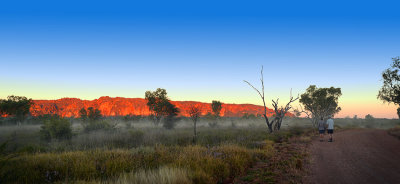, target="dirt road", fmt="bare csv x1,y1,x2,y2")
306,129,400,184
